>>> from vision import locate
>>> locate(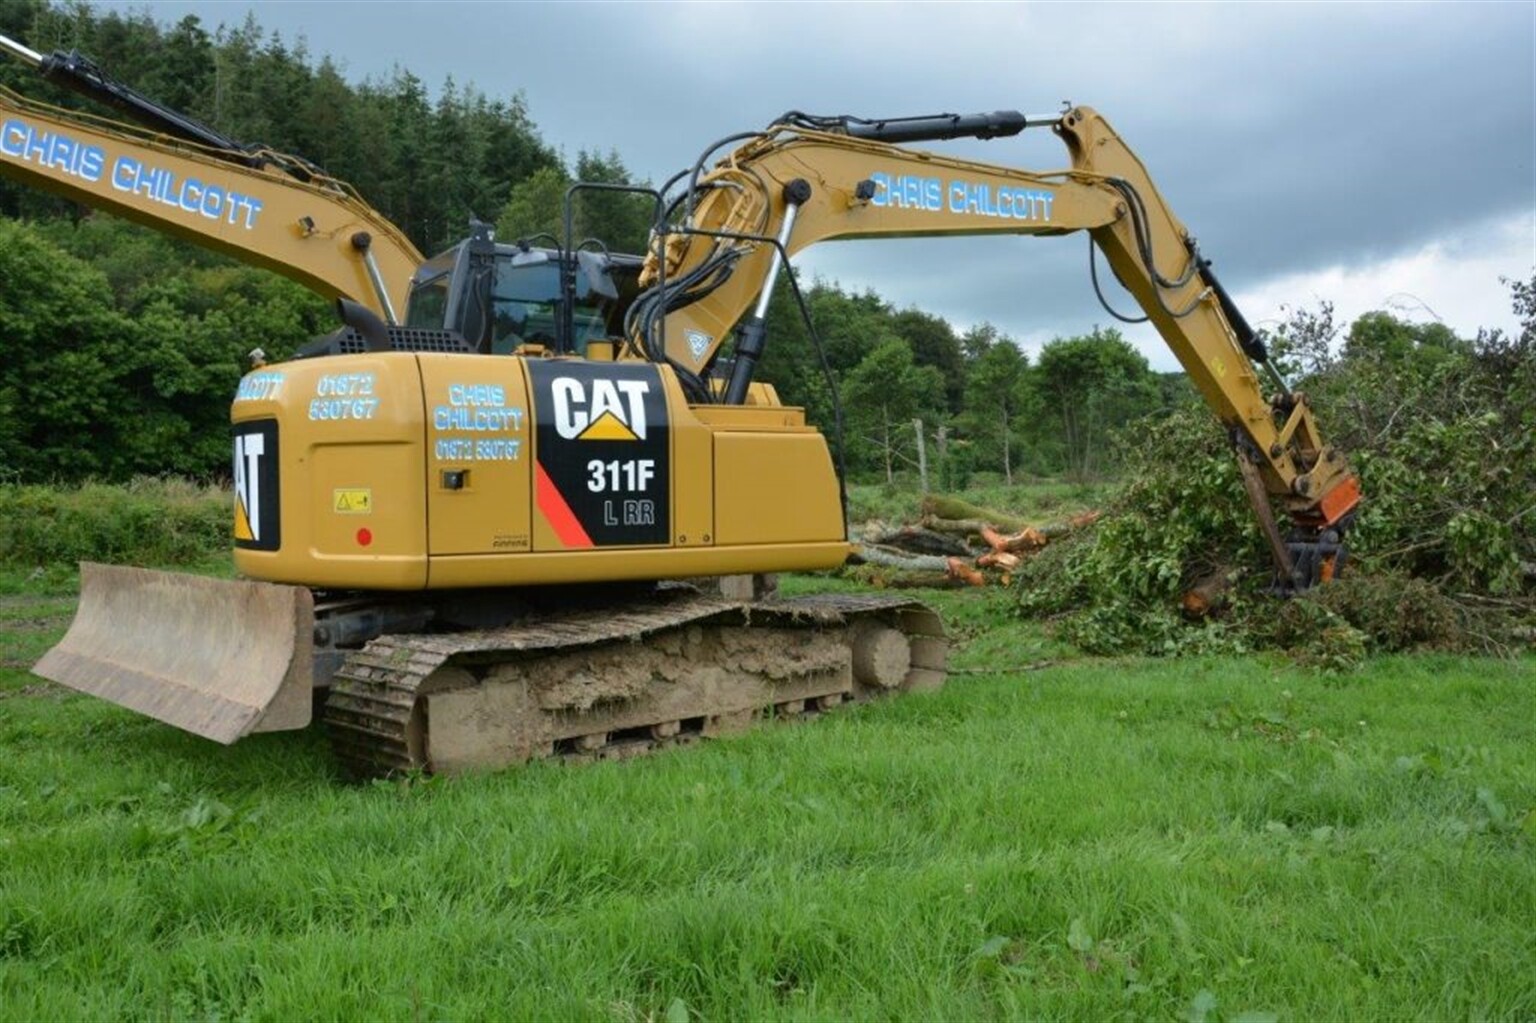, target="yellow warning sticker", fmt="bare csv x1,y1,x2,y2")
333,488,373,514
